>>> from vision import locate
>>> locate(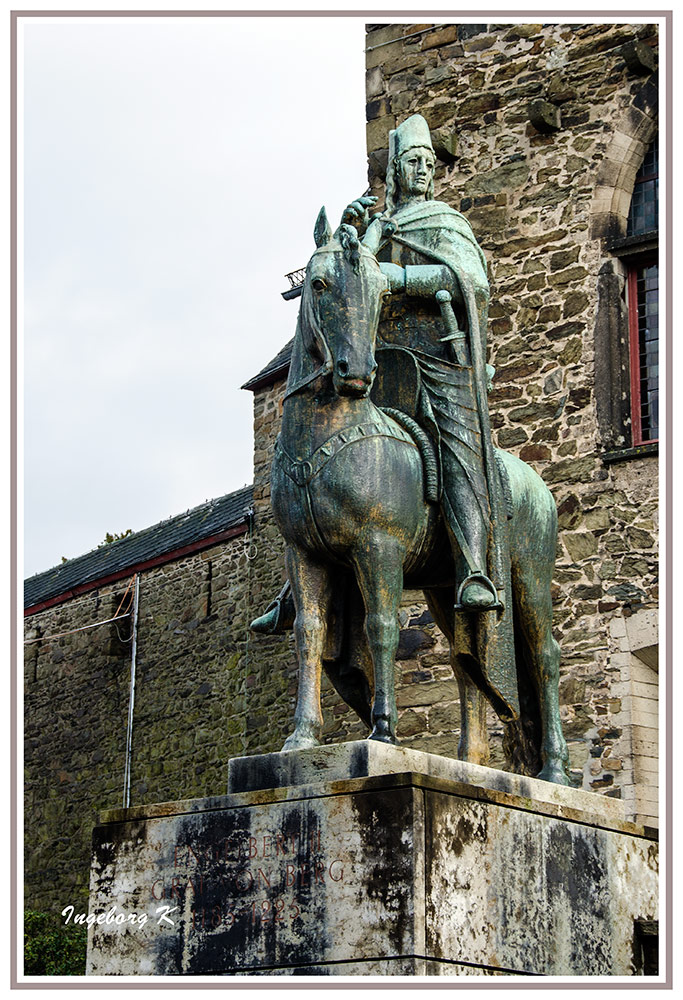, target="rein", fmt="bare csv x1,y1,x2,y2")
282,358,333,401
